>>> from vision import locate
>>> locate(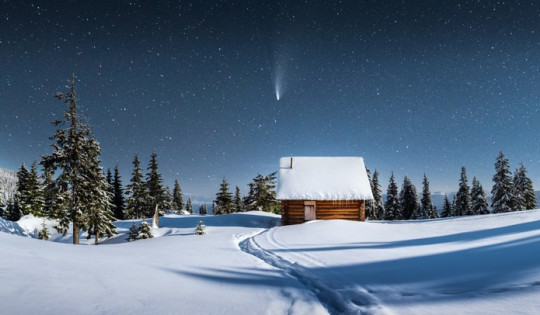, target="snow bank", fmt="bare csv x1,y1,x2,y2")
276,156,374,201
